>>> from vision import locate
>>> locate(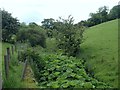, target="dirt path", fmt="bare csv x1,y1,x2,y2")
23,65,39,88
